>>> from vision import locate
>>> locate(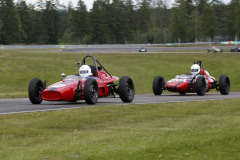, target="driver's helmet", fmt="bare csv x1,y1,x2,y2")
79,65,92,78
191,64,200,75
